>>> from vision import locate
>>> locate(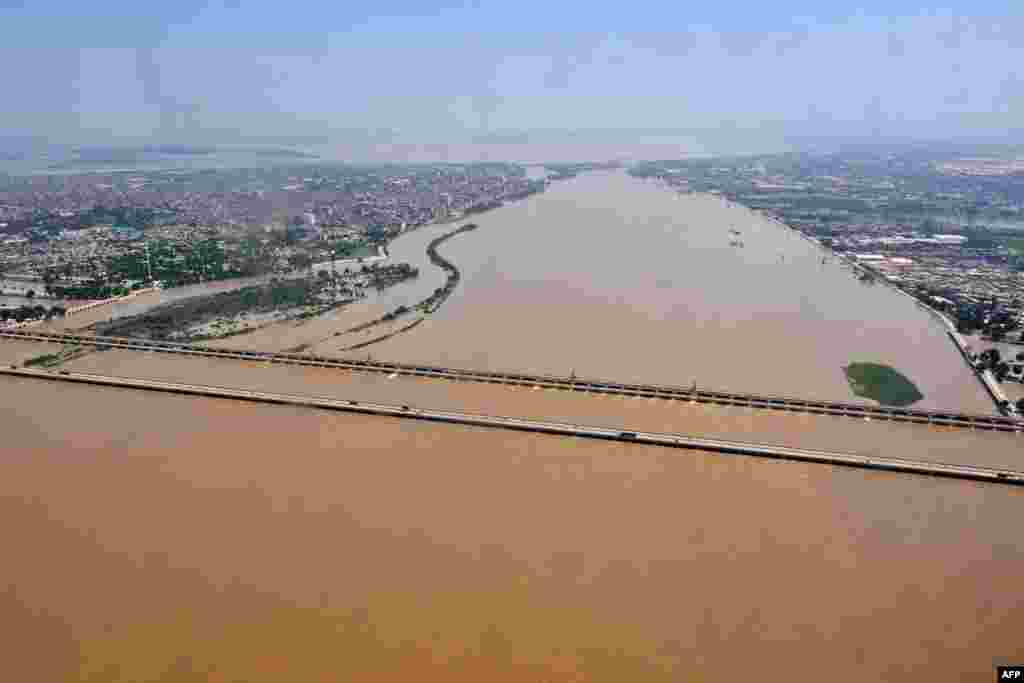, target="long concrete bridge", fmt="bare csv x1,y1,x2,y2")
3,328,1023,434
3,366,1022,487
